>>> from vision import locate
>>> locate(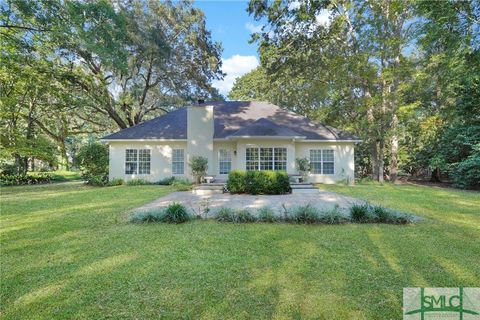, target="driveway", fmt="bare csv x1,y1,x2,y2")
136,189,364,218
